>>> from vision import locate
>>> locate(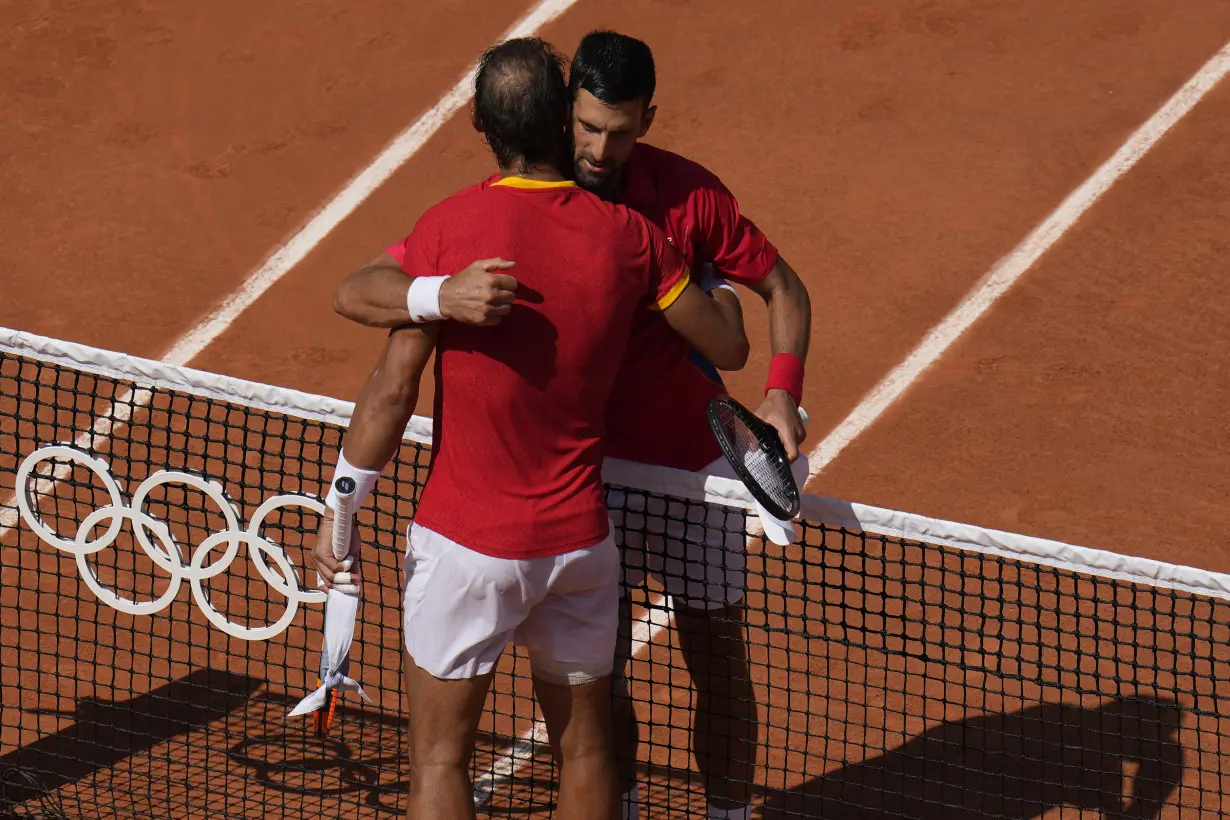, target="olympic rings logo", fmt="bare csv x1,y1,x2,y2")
14,445,327,641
